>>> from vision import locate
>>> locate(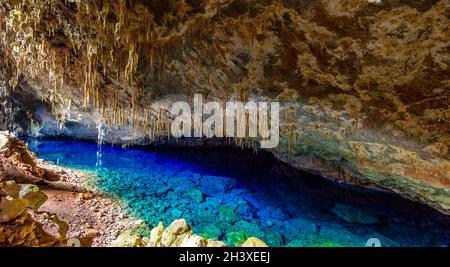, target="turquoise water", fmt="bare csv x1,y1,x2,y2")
26,138,450,247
